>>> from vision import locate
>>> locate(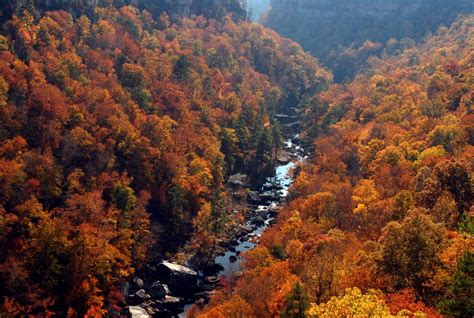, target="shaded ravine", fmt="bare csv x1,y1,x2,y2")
125,124,304,317
178,135,304,317
214,139,302,275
